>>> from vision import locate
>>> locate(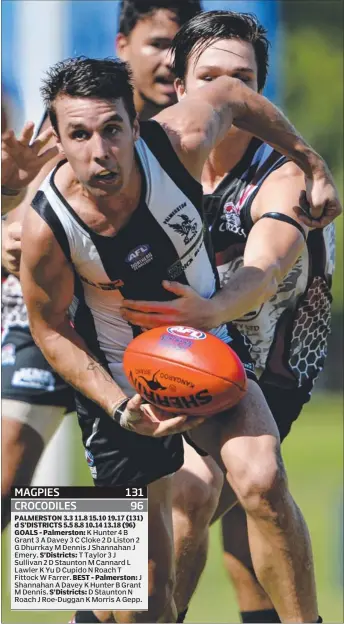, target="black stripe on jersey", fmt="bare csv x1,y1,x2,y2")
88,200,193,299
307,229,327,278
241,157,289,233
139,120,203,211
258,212,307,241
49,159,99,234
31,190,72,261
